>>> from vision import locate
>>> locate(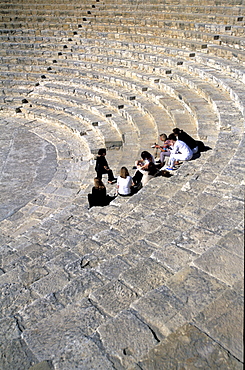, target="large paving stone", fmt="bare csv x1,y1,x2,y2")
0,338,38,370
23,298,107,361
193,244,244,286
137,324,243,369
216,228,244,257
176,225,221,254
165,266,227,320
131,285,186,339
152,242,198,273
51,336,115,369
90,279,138,316
120,258,172,295
29,361,54,370
0,281,34,319
123,238,158,265
30,270,70,296
54,270,107,307
0,316,21,342
193,280,244,362
95,255,132,280
97,310,159,369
